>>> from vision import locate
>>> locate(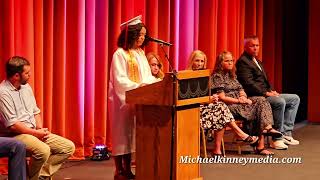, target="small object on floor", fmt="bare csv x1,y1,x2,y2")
91,145,110,161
